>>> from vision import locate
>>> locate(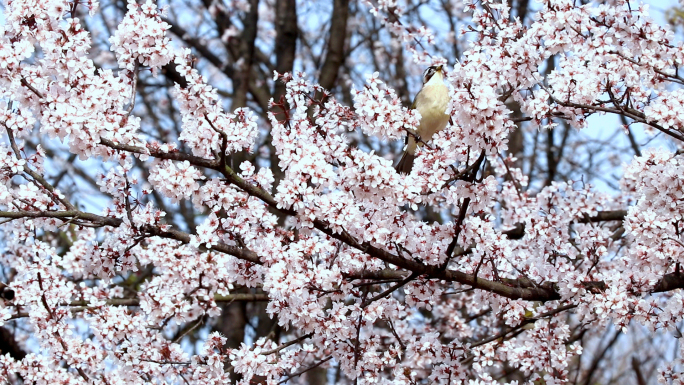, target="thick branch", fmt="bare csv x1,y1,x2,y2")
231,0,260,111
0,210,261,264
579,210,627,223
273,0,298,100
94,139,680,302
504,210,628,240
12,294,269,319
100,139,219,168
65,294,269,307
0,327,26,360
318,0,349,91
